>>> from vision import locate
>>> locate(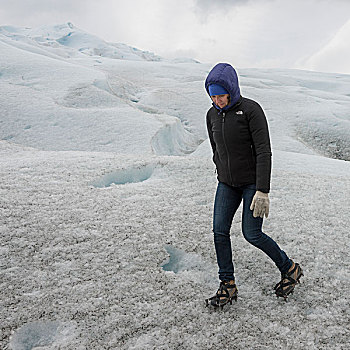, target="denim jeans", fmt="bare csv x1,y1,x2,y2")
213,182,292,281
